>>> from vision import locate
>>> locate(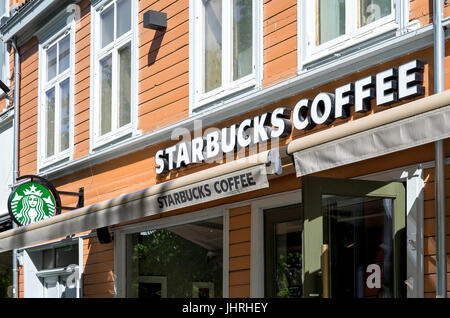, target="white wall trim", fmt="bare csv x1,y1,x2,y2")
250,189,302,298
